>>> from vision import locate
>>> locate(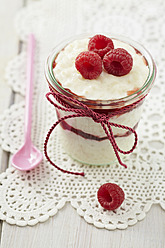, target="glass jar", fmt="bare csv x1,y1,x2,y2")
45,34,156,166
